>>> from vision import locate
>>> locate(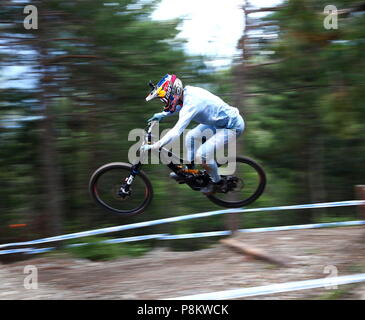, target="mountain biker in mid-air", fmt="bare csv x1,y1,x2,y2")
142,74,245,195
